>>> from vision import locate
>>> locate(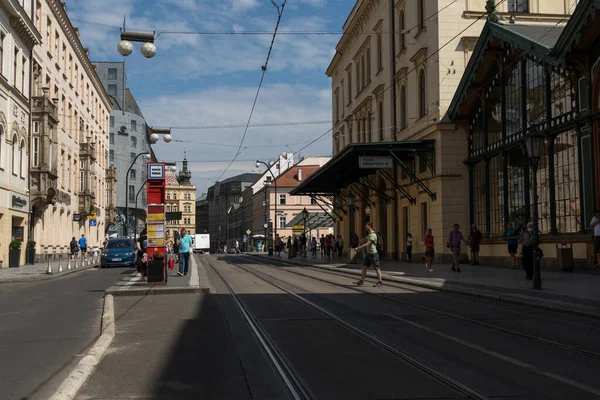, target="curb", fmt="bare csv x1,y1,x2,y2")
0,263,98,284
105,286,209,296
48,294,115,400
246,254,600,319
